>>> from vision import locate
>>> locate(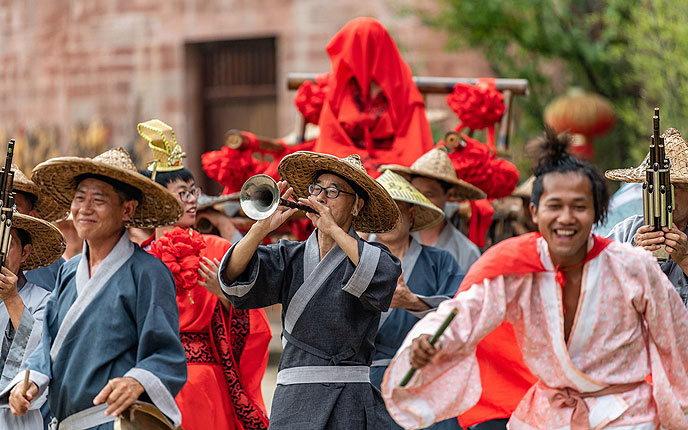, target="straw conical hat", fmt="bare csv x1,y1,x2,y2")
376,170,444,232
379,147,486,200
512,175,535,199
12,212,66,271
31,148,183,228
12,164,69,222
114,401,180,430
278,151,400,233
138,119,186,173
606,128,688,183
